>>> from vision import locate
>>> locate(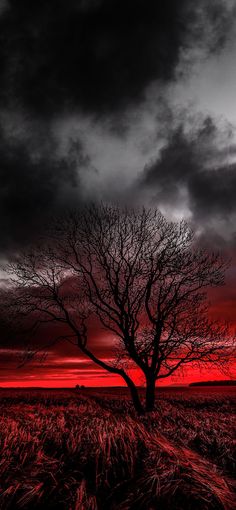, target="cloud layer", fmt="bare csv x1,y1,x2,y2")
0,0,235,118
139,115,236,244
0,1,235,255
0,119,89,253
